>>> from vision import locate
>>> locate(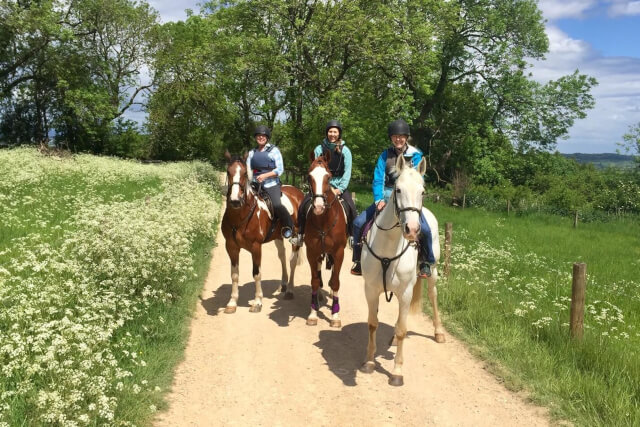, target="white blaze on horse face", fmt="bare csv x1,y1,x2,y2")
397,169,422,240
230,165,242,202
310,165,329,213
